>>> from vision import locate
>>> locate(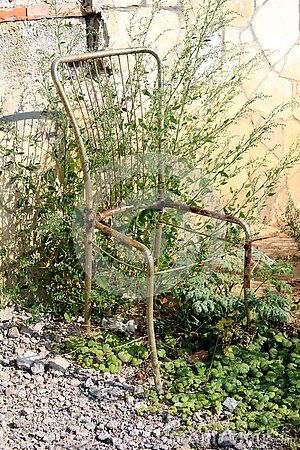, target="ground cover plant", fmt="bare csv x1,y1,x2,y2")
61,256,299,437
285,200,300,248
0,0,299,444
